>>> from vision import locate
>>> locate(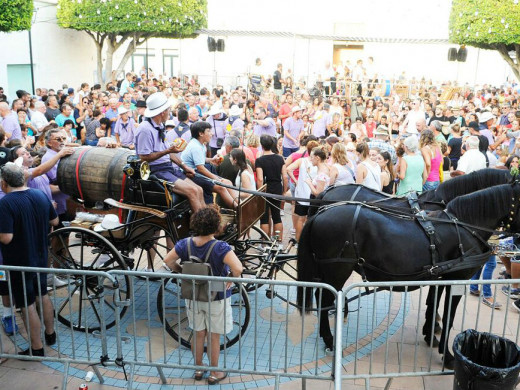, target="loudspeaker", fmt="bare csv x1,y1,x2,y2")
217,39,225,52
457,47,467,62
448,48,458,61
207,37,216,52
